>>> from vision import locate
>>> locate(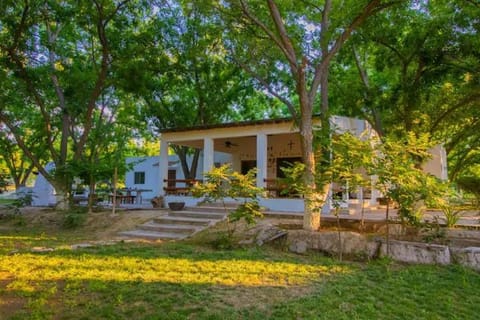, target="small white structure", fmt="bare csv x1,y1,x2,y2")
31,162,56,206
125,152,232,202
